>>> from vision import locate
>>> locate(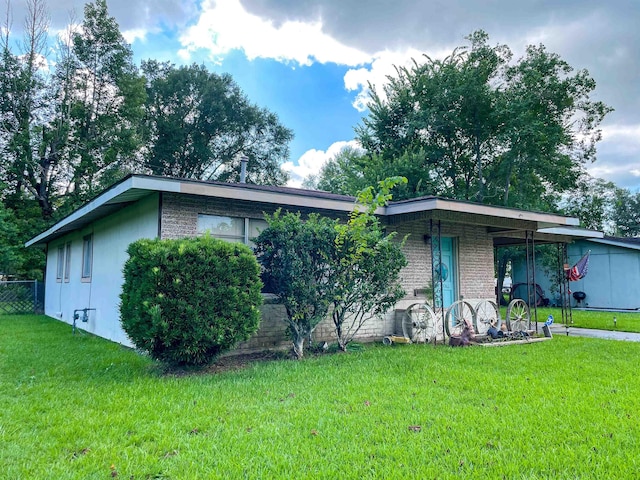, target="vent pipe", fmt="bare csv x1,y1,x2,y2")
240,155,248,183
